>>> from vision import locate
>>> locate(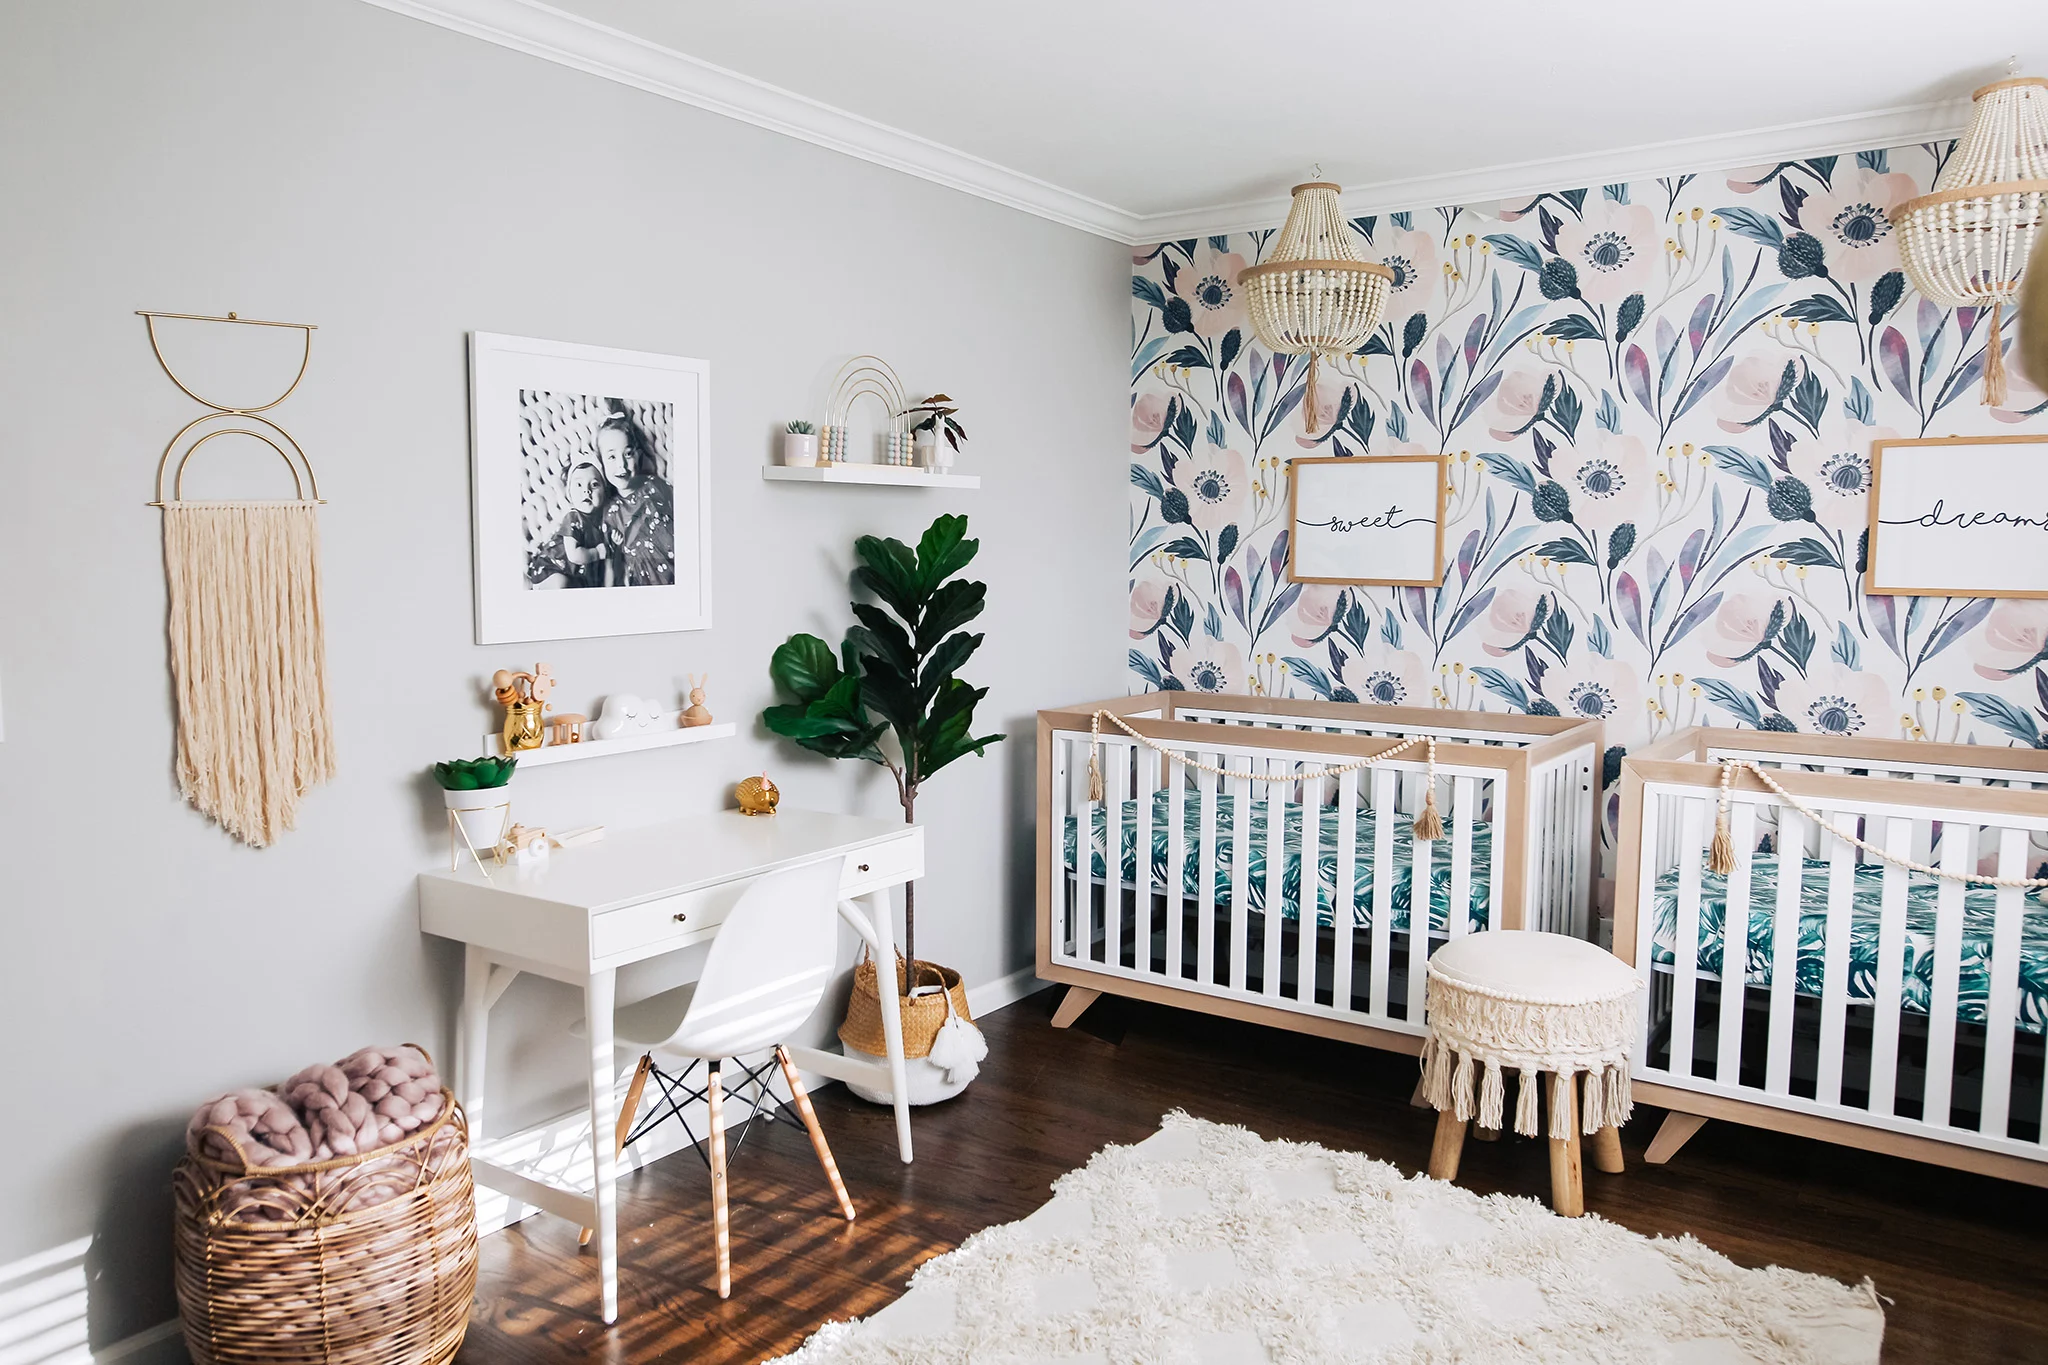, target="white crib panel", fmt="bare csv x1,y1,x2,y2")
1632,791,1667,1064
1370,767,1398,1020
1867,816,1915,1118
1408,809,1435,1024
1197,752,1220,986
1981,828,2028,1139
1167,749,1188,981
1104,737,1125,971
1228,767,1251,994
1815,808,1859,1108
1333,769,1358,1012
1450,776,1476,938
1715,801,1758,1086
1134,737,1155,975
1670,796,1709,1080
1262,757,1286,998
1923,825,1972,1128
1765,807,1807,1095
1299,758,1323,1002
